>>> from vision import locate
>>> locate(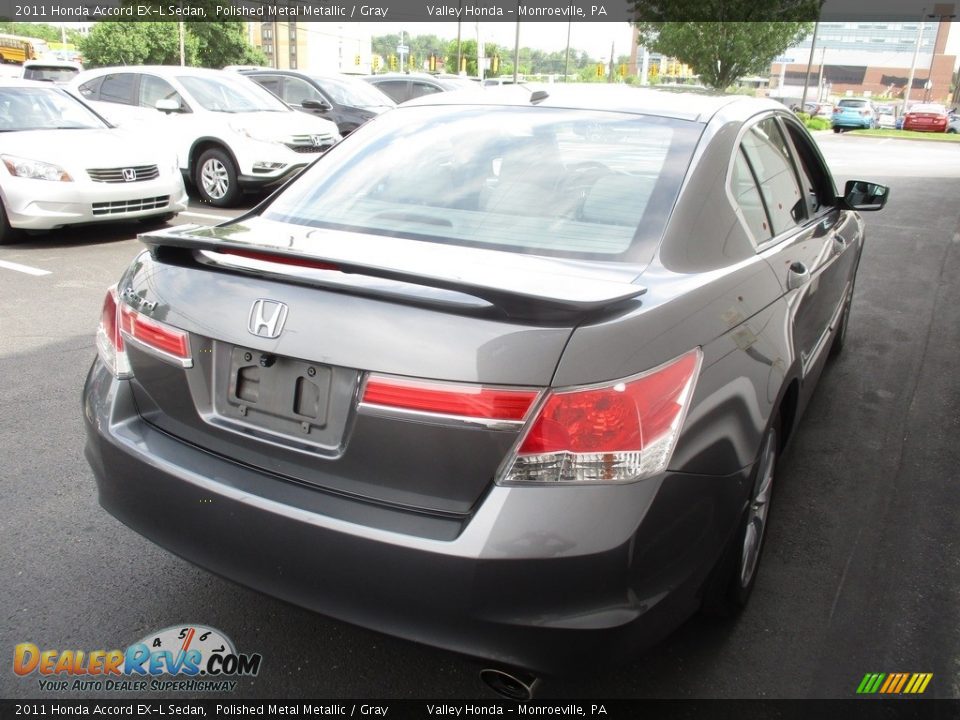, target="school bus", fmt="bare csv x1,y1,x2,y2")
0,34,50,65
